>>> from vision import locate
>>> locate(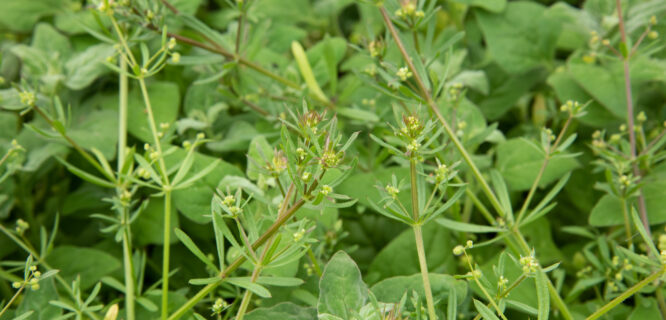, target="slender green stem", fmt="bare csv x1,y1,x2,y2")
235,0,251,55
413,225,437,319
620,197,633,247
161,189,172,320
516,116,572,224
117,58,136,320
587,266,666,320
463,251,507,320
118,60,128,172
0,283,25,318
615,0,651,236
657,286,666,319
137,78,169,180
121,215,136,320
307,248,322,277
409,160,437,320
236,264,262,320
473,275,527,320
